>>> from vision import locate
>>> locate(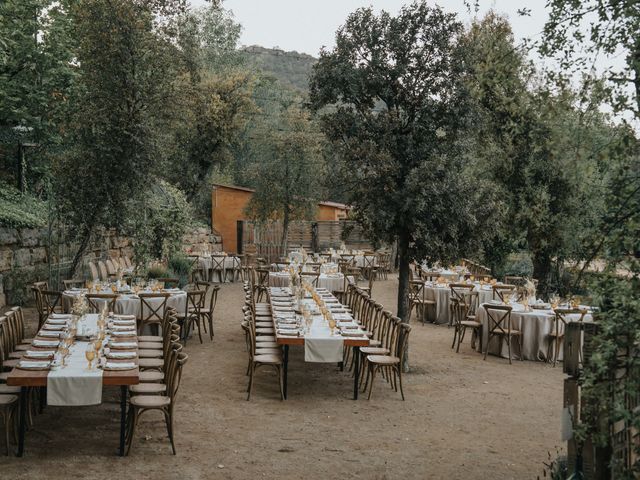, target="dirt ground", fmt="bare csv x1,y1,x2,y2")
0,275,565,479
